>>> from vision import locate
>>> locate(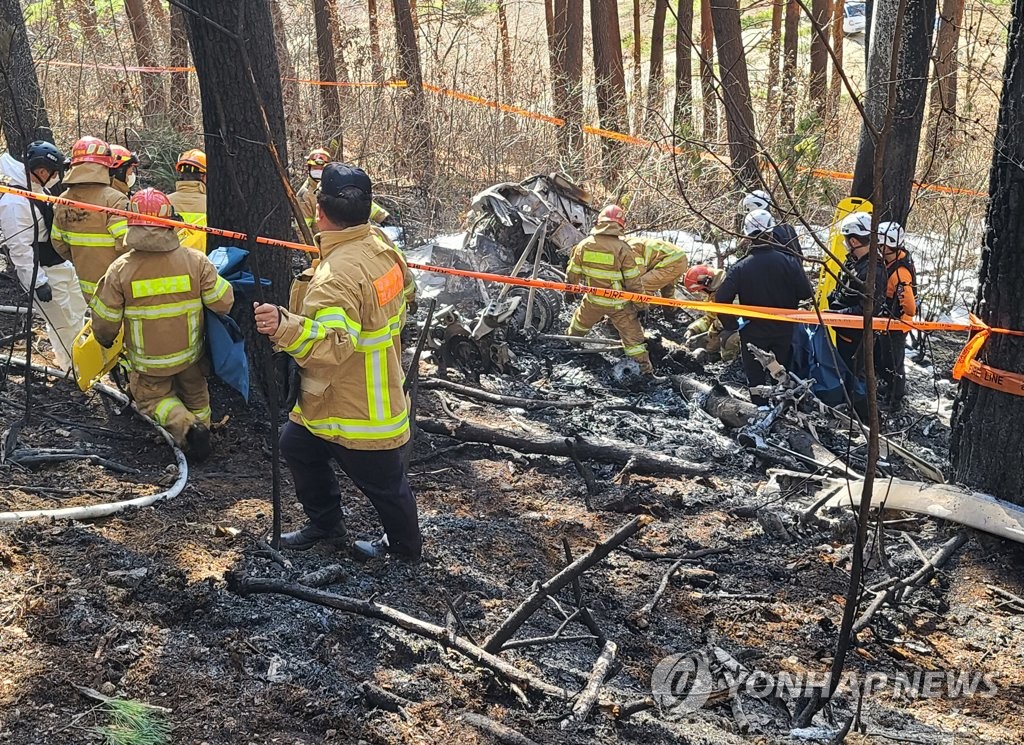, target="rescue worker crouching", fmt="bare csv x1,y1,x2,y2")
682,264,740,362
254,163,422,561
715,209,813,405
0,140,87,371
168,148,208,253
298,147,393,229
50,136,129,302
625,235,689,319
90,188,235,460
875,221,917,411
566,205,654,375
827,211,886,417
